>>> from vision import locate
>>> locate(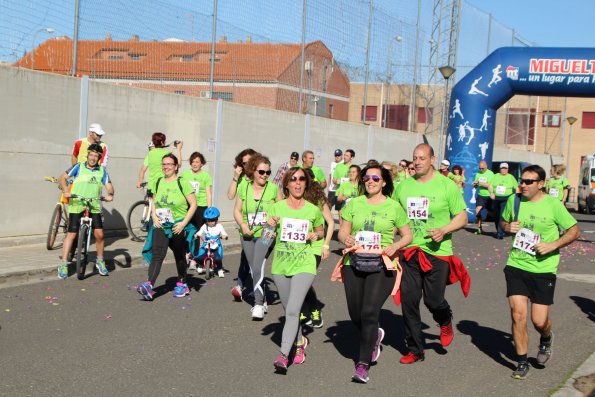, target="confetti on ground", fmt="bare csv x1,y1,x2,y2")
52,302,59,306
4,309,10,312
104,314,112,320
101,285,109,289
81,288,86,291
